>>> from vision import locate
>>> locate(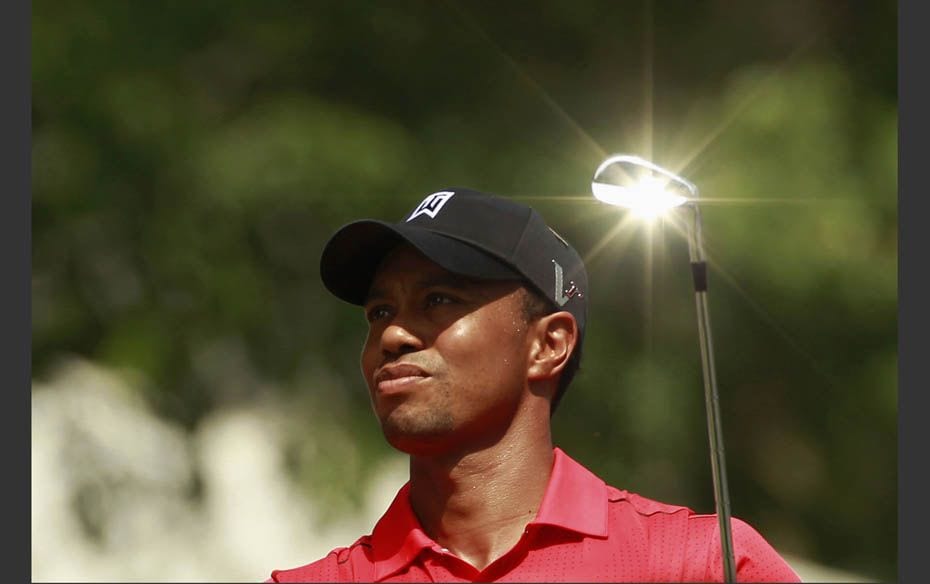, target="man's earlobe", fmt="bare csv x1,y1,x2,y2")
527,312,577,381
